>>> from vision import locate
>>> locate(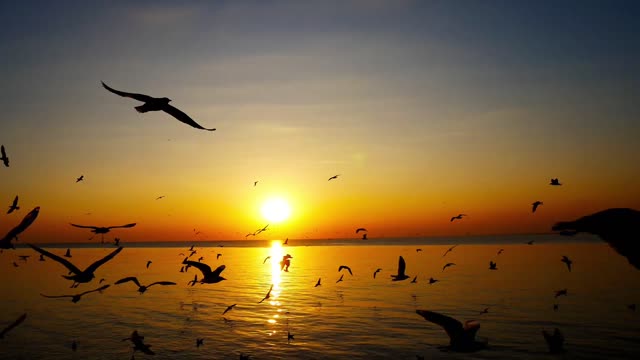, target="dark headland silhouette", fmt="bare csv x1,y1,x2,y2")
552,208,640,269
